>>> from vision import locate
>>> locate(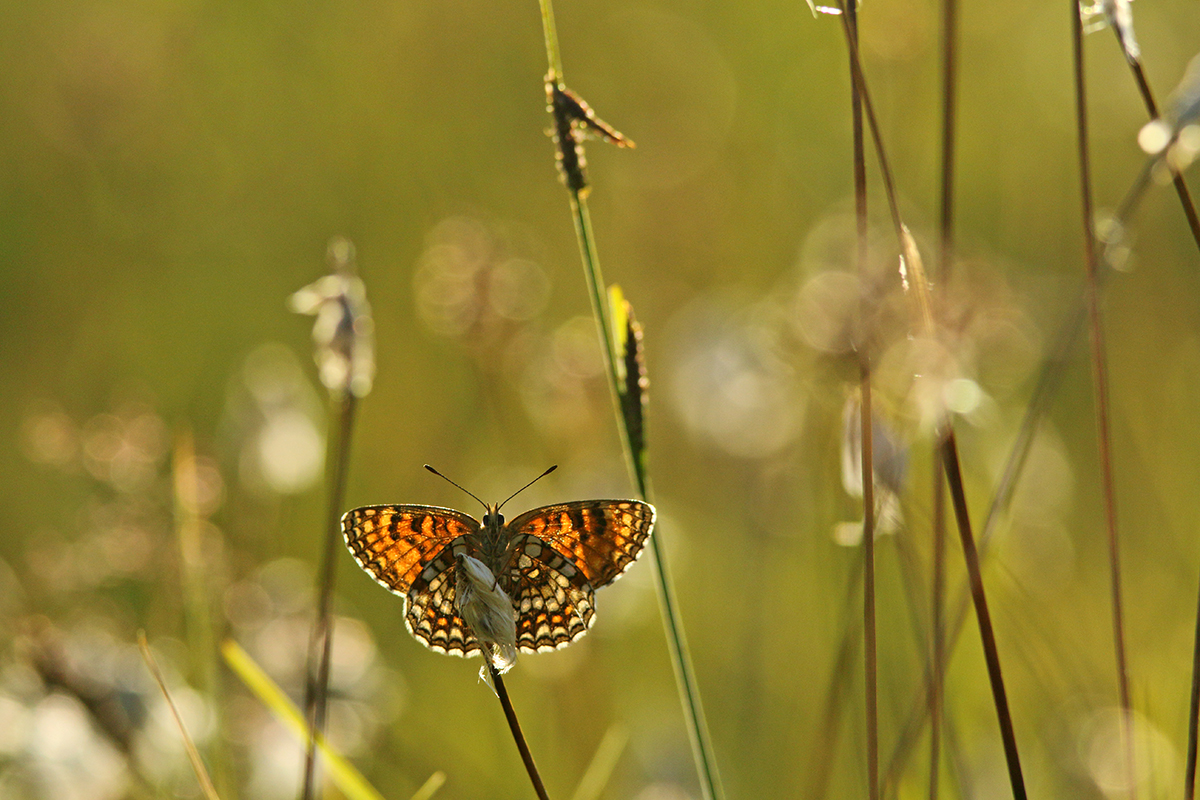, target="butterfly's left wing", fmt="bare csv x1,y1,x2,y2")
341,504,479,595
508,500,655,589
405,542,481,659
342,505,486,659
